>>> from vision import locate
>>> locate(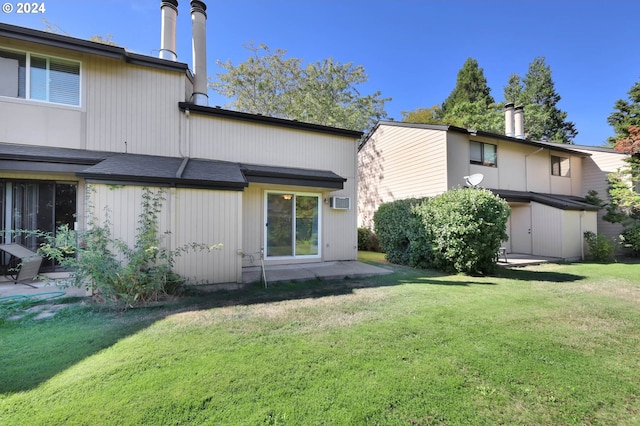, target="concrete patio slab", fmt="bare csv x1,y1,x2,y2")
497,253,563,267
